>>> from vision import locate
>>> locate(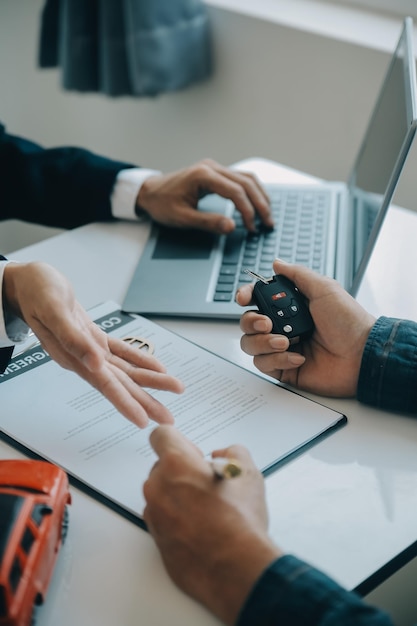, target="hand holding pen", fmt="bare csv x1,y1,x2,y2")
210,456,243,479
143,425,282,626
